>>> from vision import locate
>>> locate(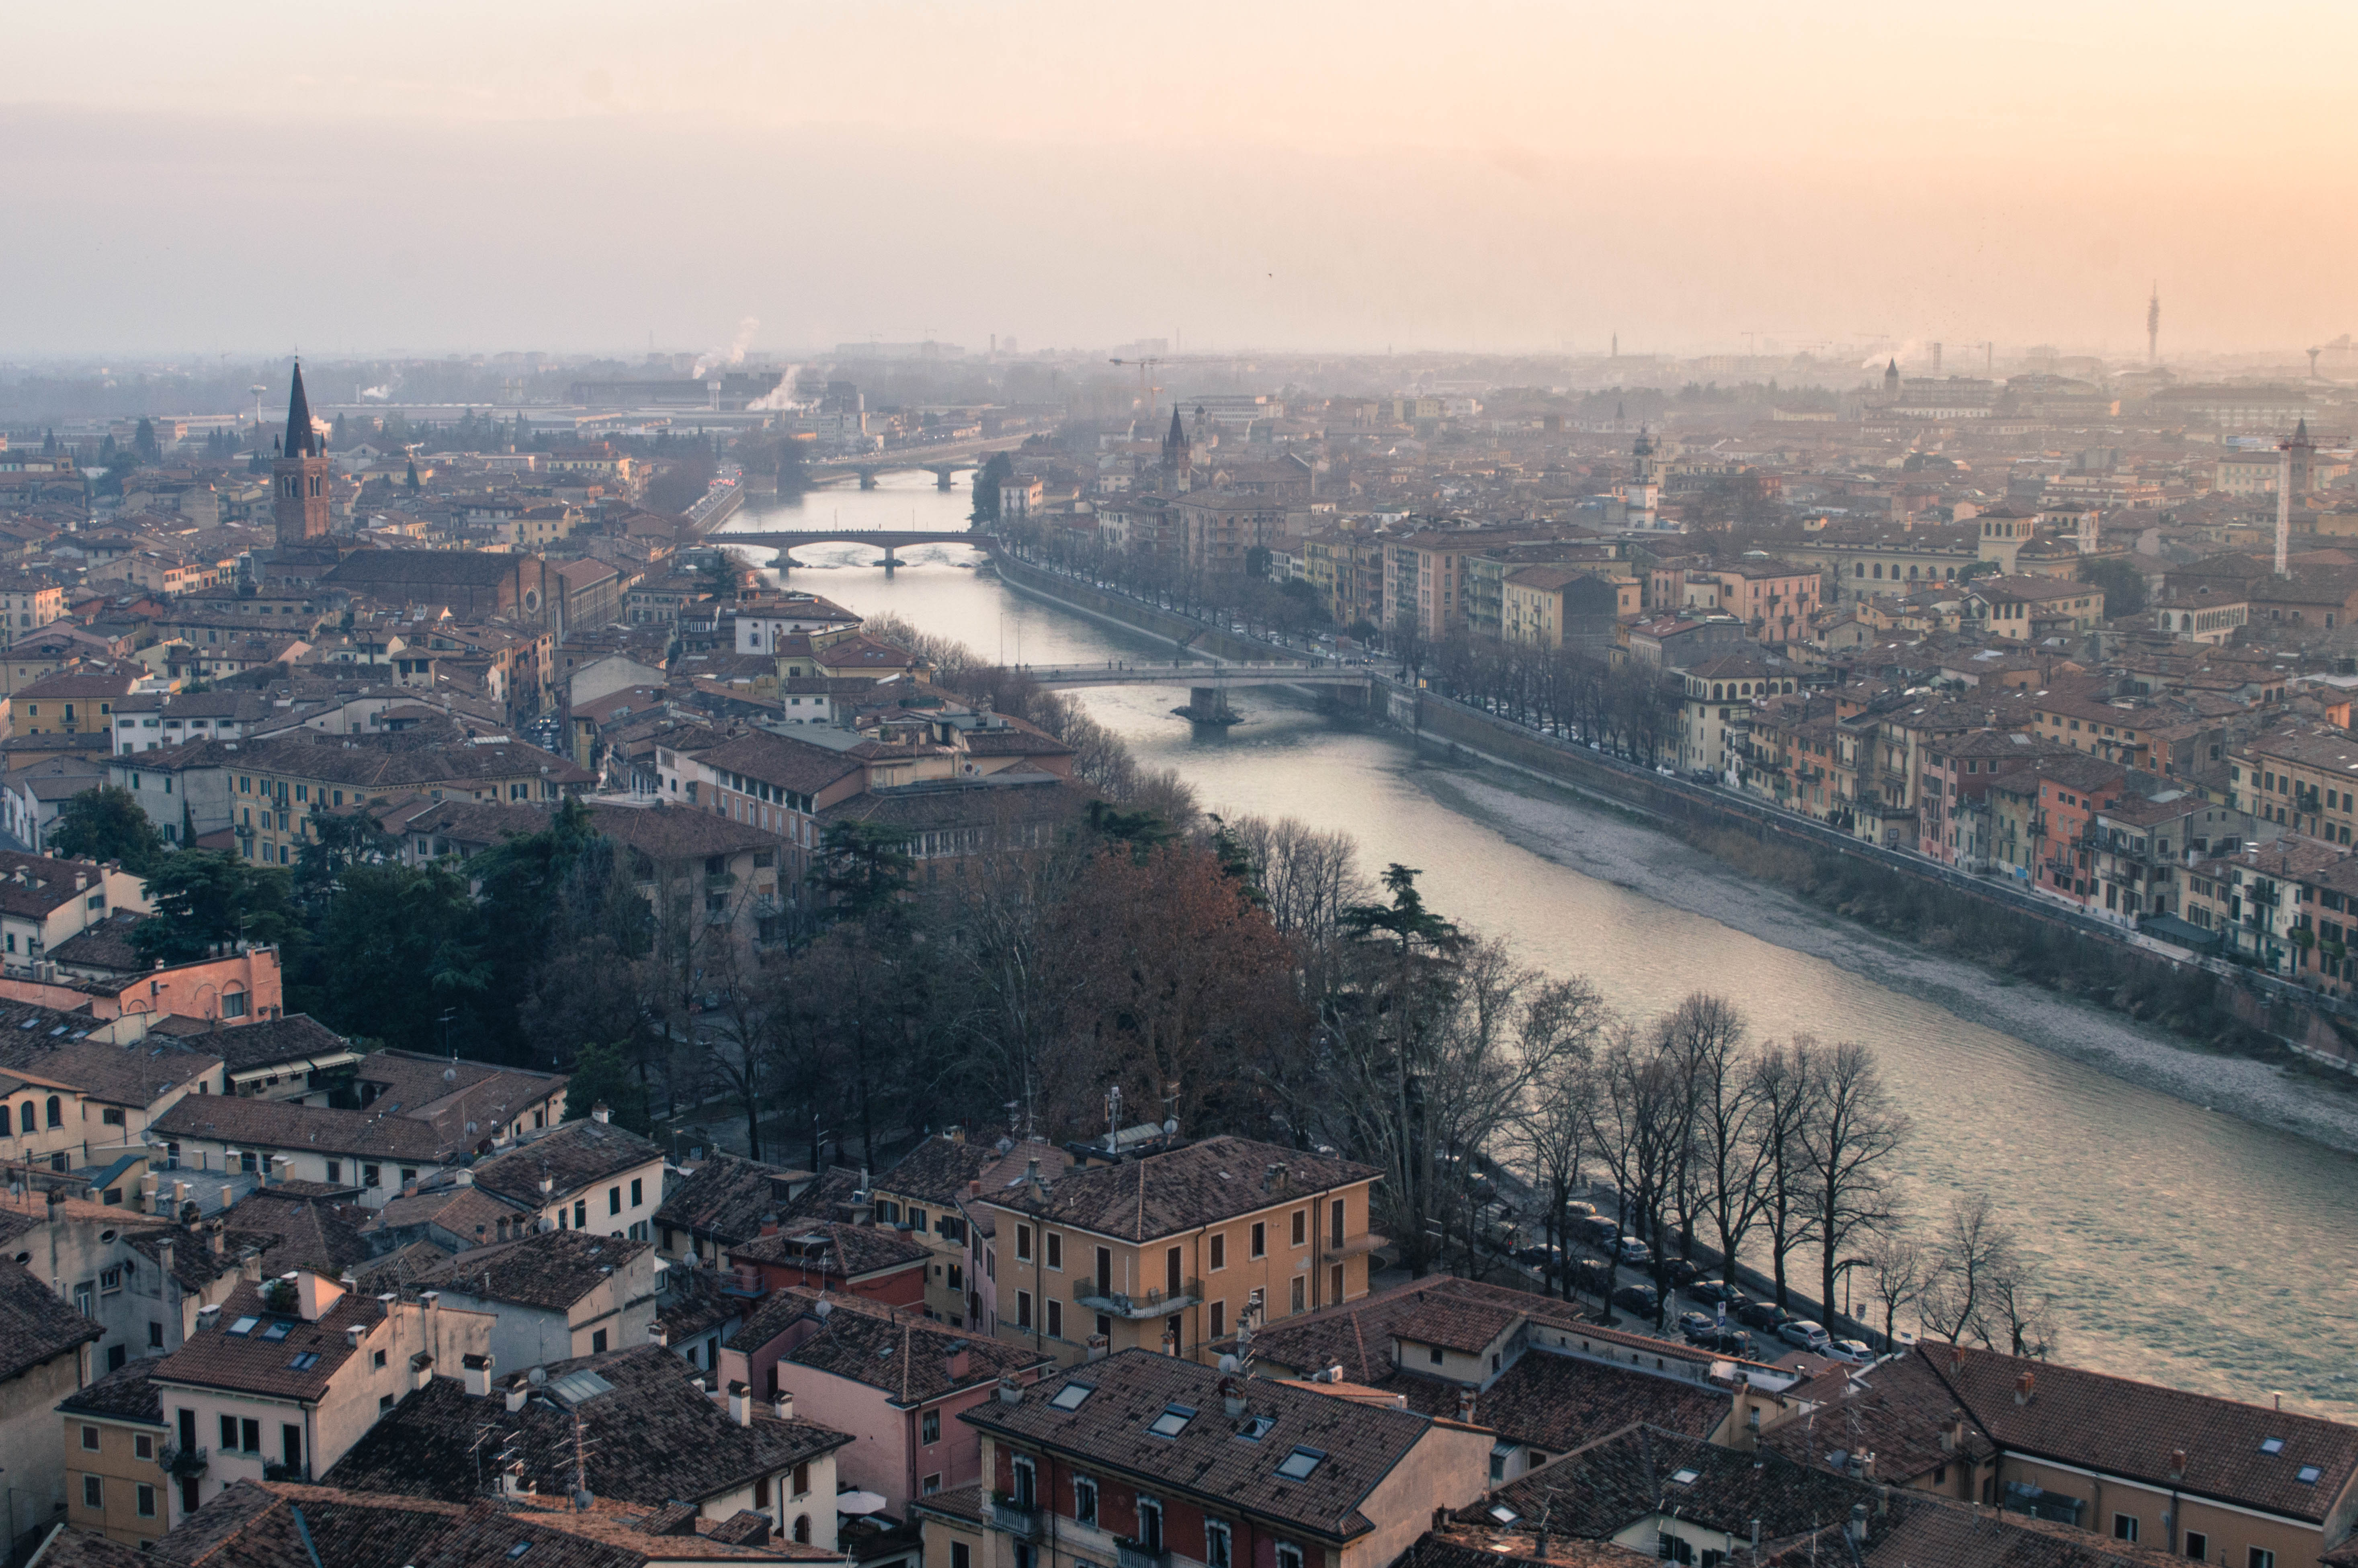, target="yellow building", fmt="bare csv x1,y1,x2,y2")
60,1361,170,1545
977,1135,1381,1368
